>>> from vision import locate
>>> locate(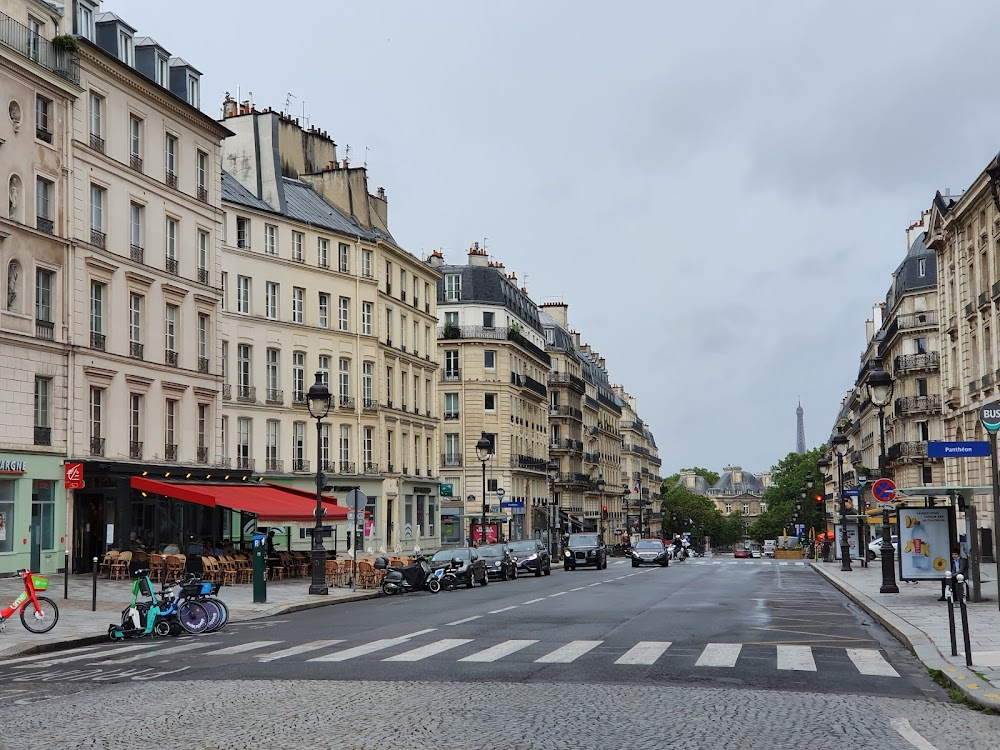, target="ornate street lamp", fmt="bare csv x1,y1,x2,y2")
596,474,606,543
546,460,559,557
306,372,332,595
817,458,831,561
831,430,851,572
475,433,493,545
867,362,899,593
